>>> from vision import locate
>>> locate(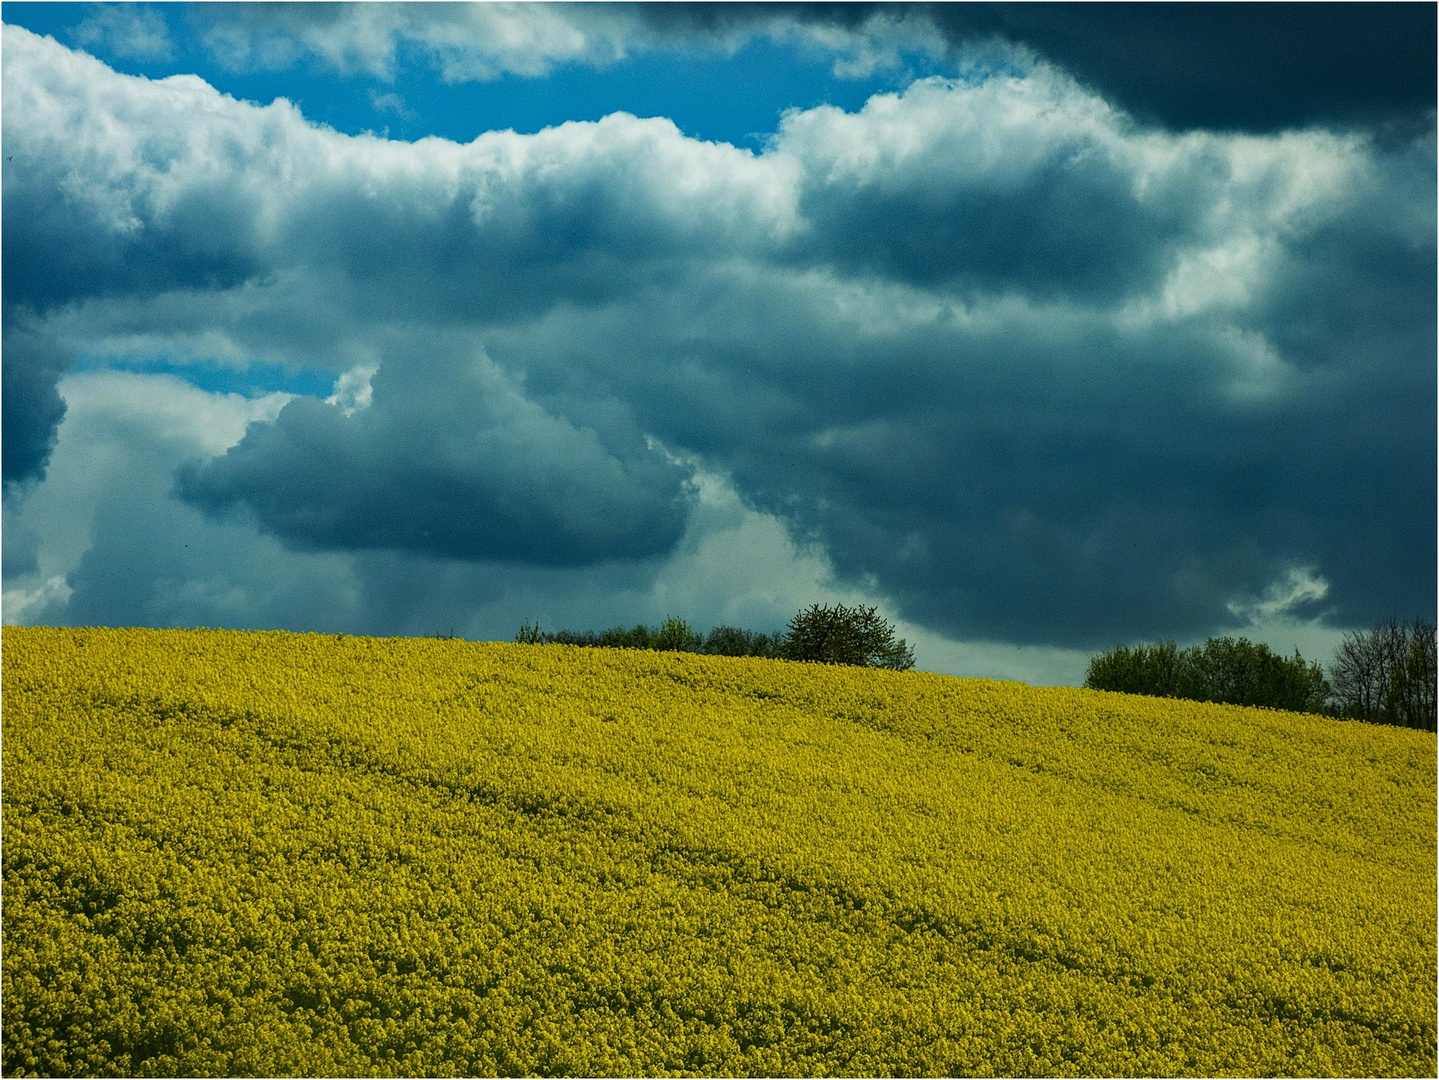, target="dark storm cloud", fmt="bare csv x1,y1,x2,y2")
925,3,1437,137
505,81,1431,644
177,346,692,566
1,90,267,314
271,122,786,325
735,345,1431,646
634,2,1438,136
488,229,1433,647
4,25,1433,650
179,2,1434,138
773,74,1202,302
1,322,70,489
